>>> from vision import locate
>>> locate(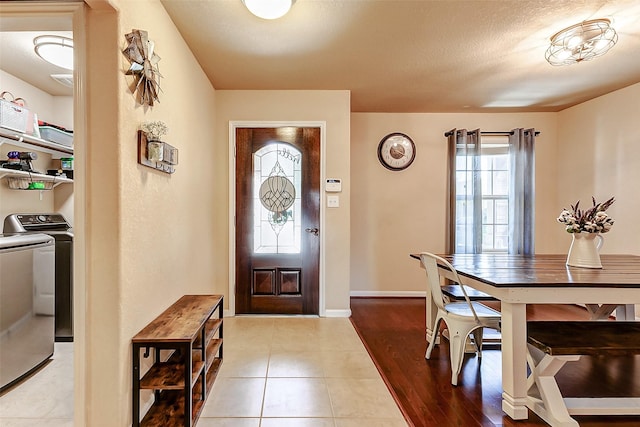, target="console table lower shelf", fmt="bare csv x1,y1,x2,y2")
132,295,224,427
